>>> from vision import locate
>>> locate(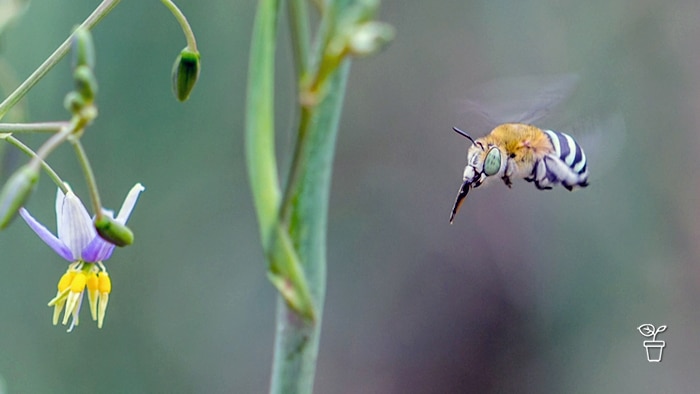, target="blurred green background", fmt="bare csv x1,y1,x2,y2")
1,0,699,393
